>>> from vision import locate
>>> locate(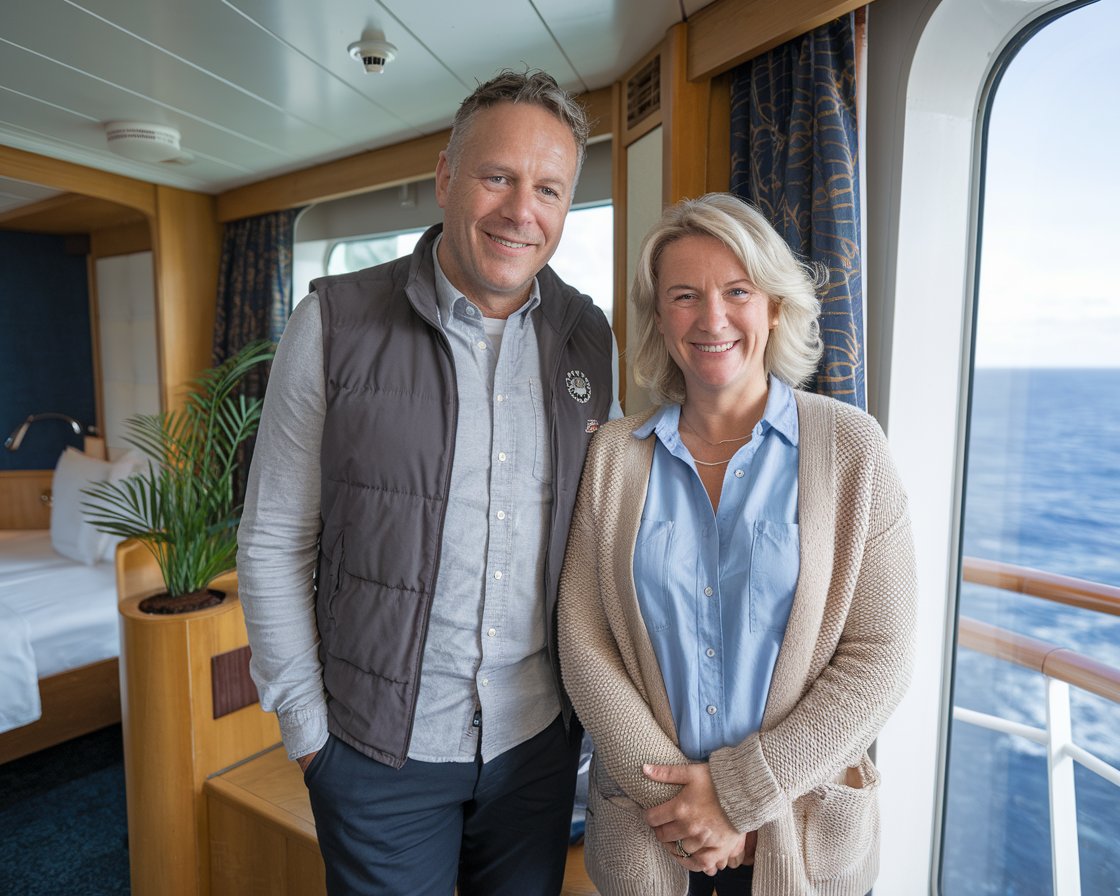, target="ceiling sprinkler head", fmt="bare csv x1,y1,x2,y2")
348,39,397,74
